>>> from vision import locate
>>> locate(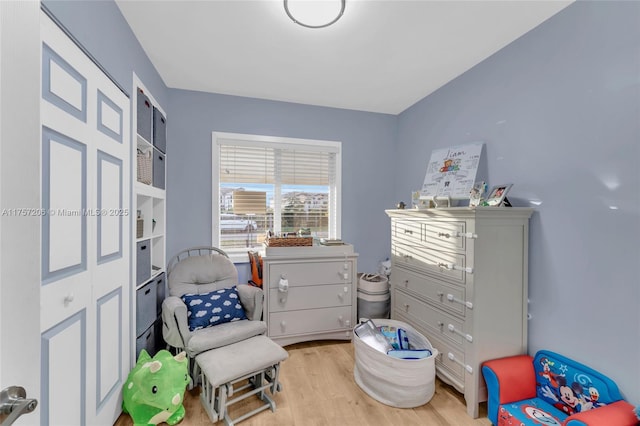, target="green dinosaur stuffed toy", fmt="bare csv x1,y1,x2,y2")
122,349,190,426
